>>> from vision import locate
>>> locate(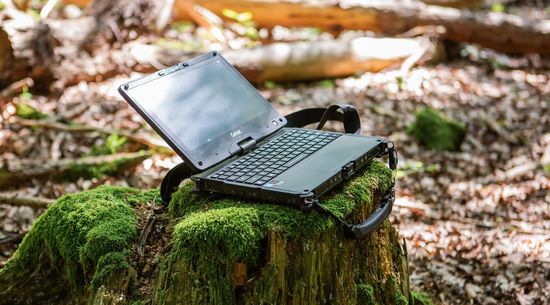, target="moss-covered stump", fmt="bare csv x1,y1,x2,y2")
0,161,409,305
